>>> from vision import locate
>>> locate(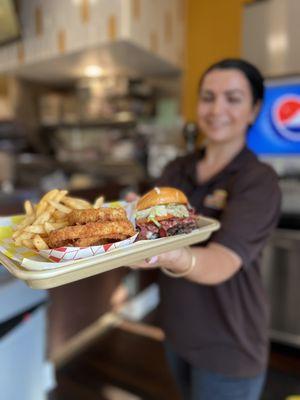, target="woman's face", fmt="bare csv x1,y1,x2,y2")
197,68,260,145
